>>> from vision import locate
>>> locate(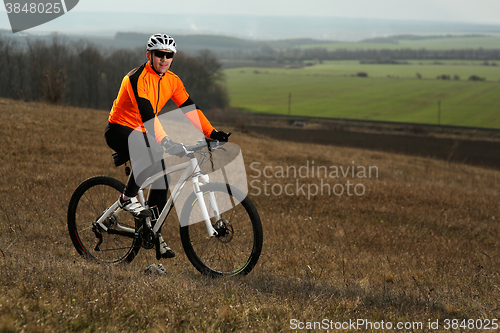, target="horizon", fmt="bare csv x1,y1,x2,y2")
2,12,500,42
2,0,500,40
